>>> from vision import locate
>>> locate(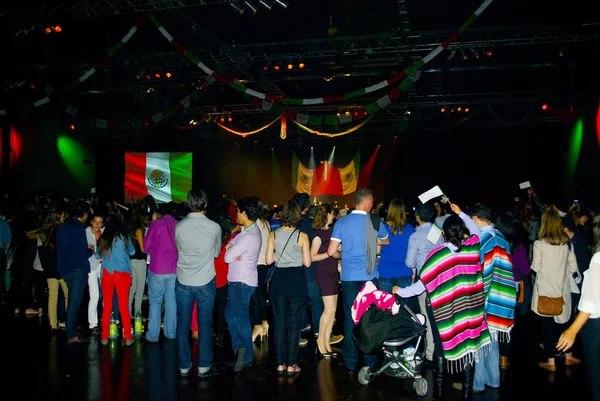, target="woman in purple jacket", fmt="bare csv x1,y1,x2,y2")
143,203,179,342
